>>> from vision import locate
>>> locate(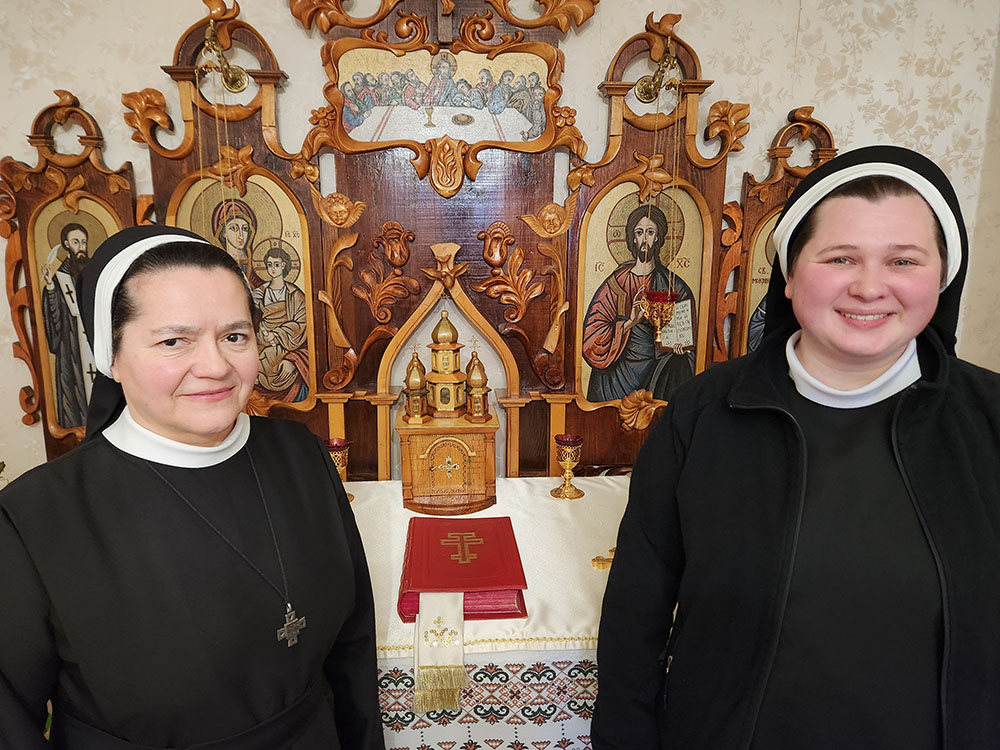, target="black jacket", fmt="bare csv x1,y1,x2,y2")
593,159,1000,747
593,321,1000,748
